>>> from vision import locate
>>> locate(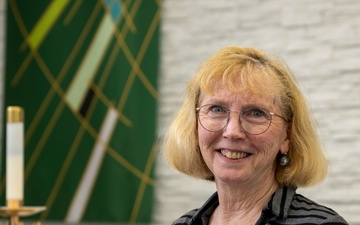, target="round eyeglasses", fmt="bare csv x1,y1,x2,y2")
196,104,287,135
